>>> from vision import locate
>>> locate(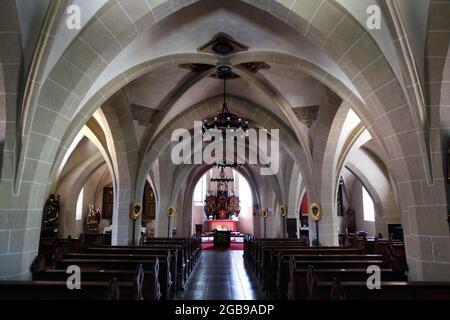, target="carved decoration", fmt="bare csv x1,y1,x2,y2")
330,278,346,300
306,264,317,300
130,203,143,221
179,34,271,80
205,195,216,215
309,203,322,222
179,61,271,79
178,63,213,73
87,204,101,232
240,62,271,73
106,278,120,300
280,204,287,217
134,264,145,300
166,206,176,218
197,33,249,55
228,195,241,216
43,194,60,232
292,105,320,128
130,104,160,126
